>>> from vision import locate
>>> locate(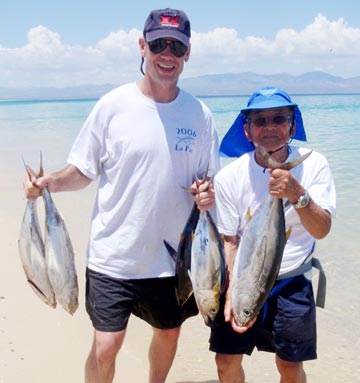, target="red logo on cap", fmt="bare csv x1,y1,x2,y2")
160,15,180,27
